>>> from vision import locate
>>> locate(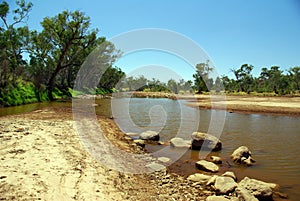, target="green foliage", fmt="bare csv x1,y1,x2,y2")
0,81,38,106
98,66,125,90
192,61,213,93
